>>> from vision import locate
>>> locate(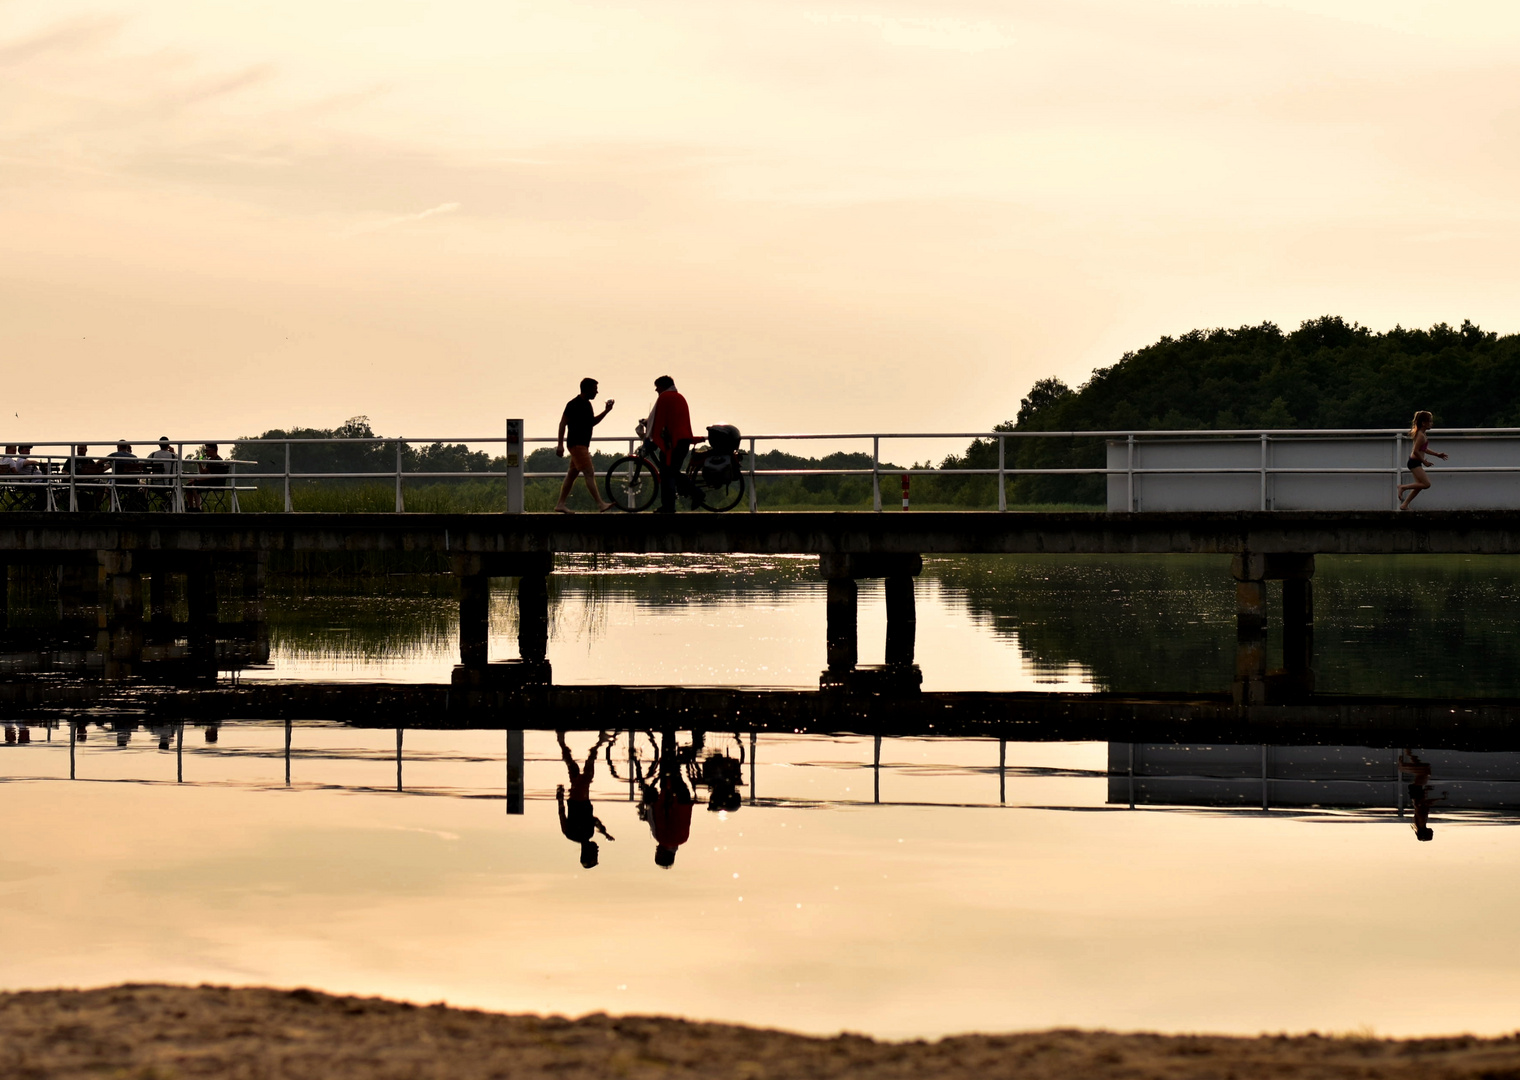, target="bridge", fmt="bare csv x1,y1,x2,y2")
1,508,1517,699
